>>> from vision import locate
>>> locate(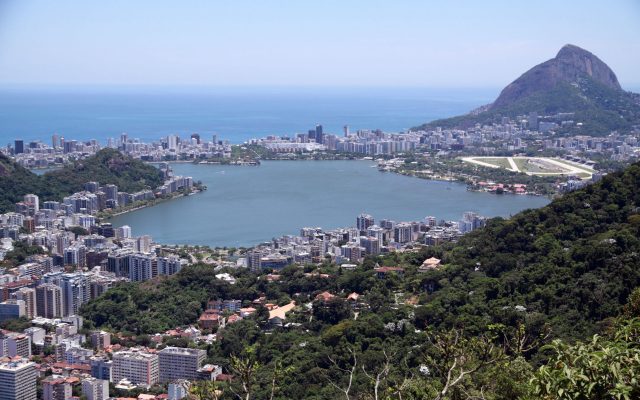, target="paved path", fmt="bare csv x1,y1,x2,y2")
537,157,593,177
460,157,500,169
461,156,594,178
507,157,519,172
